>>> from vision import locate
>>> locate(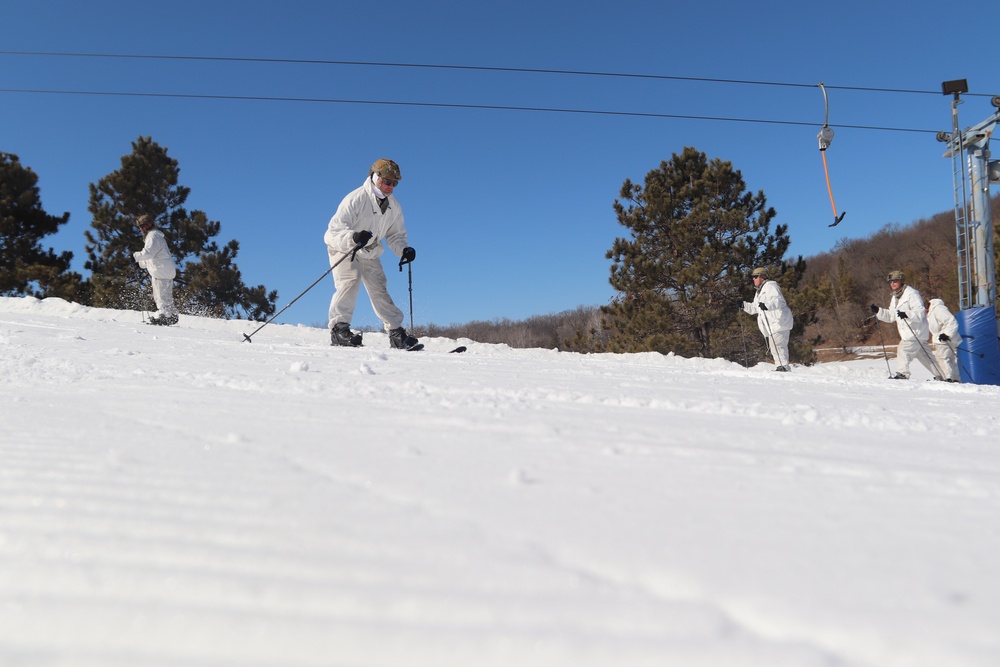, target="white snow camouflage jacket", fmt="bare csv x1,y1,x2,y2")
324,178,408,261
133,229,177,280
876,284,928,341
926,298,962,346
743,279,793,335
